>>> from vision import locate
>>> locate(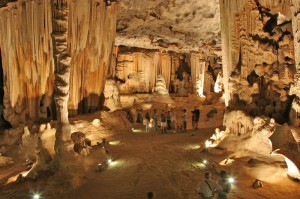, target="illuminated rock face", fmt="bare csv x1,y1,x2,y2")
115,48,221,96
103,79,122,112
220,0,295,124
0,0,117,126
0,0,54,126
289,1,300,126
